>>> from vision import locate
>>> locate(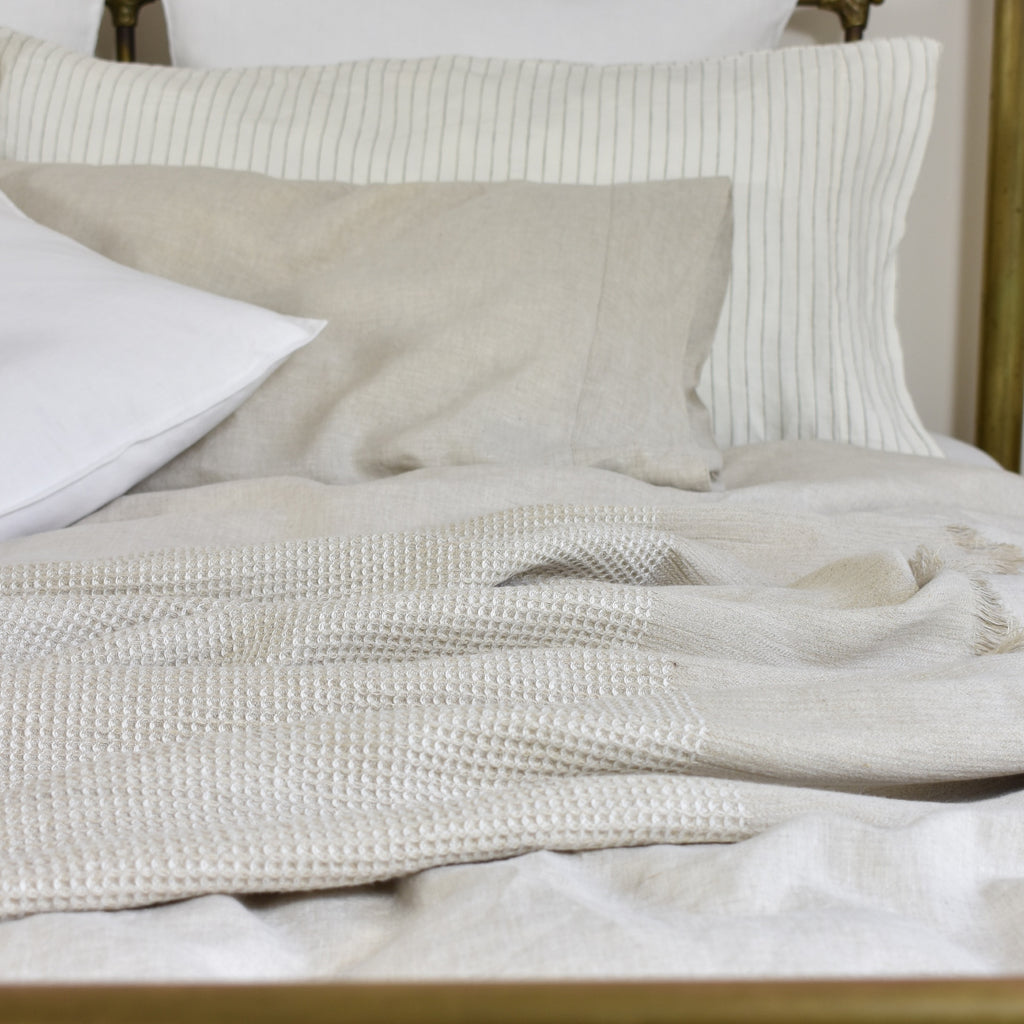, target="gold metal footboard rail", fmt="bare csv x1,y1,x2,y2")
4,979,1024,1024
